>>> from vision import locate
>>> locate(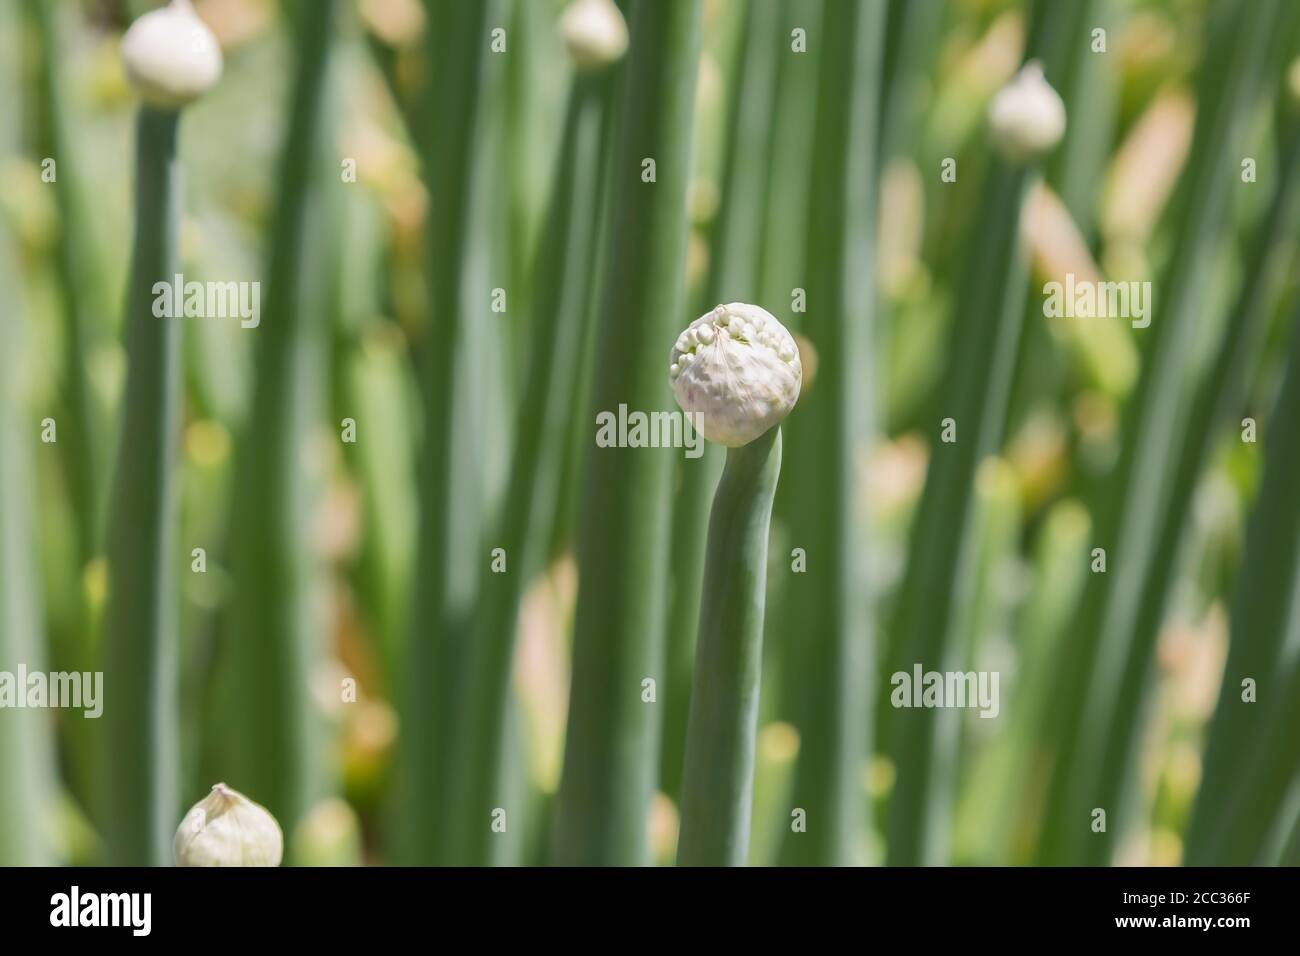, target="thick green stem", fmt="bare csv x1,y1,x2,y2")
230,0,336,844
403,0,494,864
778,0,882,867
552,0,701,866
884,163,1033,866
1034,0,1280,864
1185,297,1300,864
677,427,782,866
452,76,607,866
0,340,52,865
102,107,183,866
661,0,781,806
0,0,55,858
1072,114,1300,866
30,0,104,565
